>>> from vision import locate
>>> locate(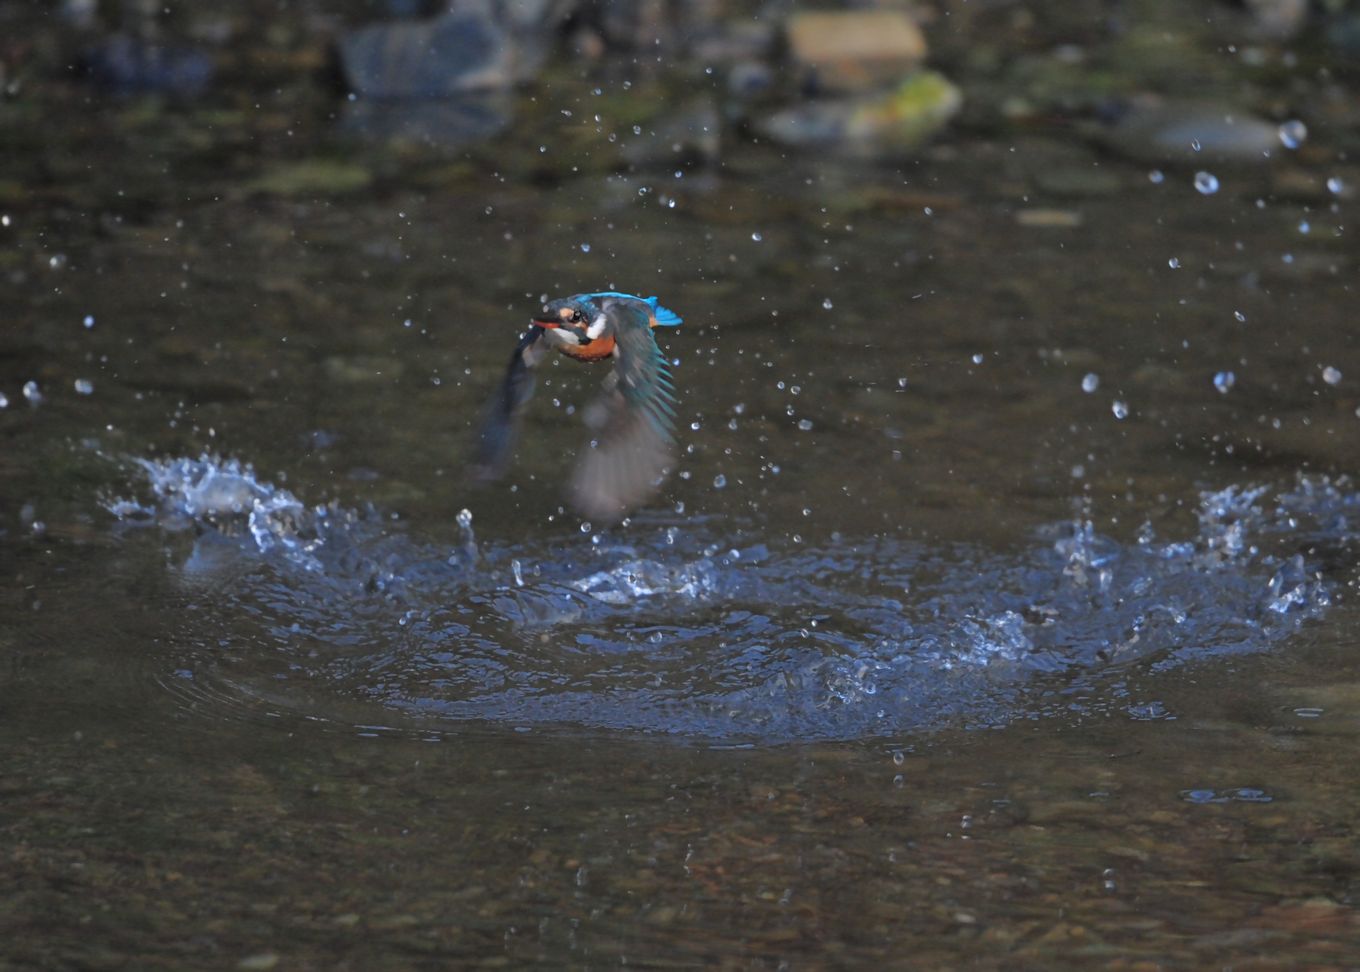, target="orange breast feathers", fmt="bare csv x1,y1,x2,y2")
559,335,616,361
